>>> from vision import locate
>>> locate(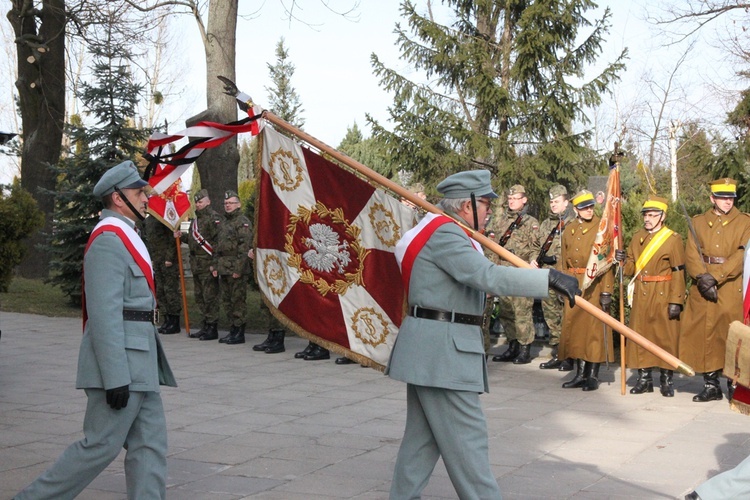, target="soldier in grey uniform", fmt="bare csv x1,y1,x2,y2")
213,190,253,344
178,189,221,340
143,212,181,334
15,160,176,500
533,184,576,370
488,184,541,364
386,170,580,499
